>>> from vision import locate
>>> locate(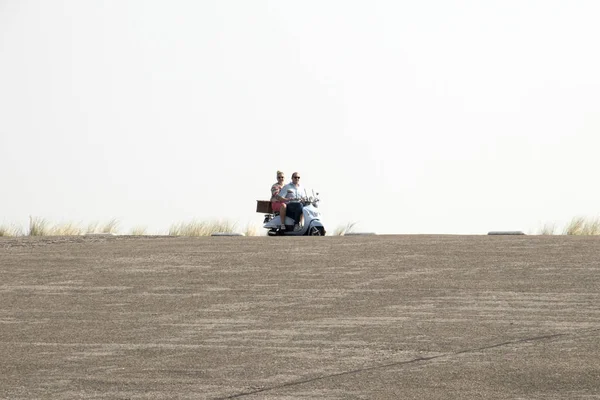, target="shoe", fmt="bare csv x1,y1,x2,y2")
294,224,301,232
280,224,286,231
